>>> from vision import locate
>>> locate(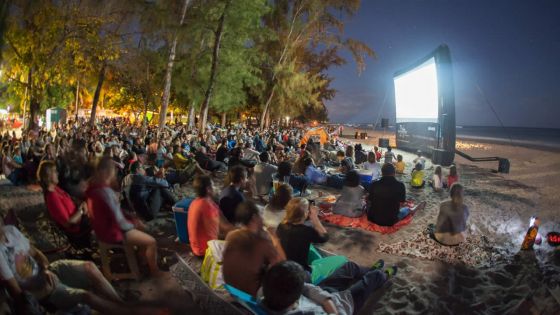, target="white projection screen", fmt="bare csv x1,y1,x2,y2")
394,57,439,123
